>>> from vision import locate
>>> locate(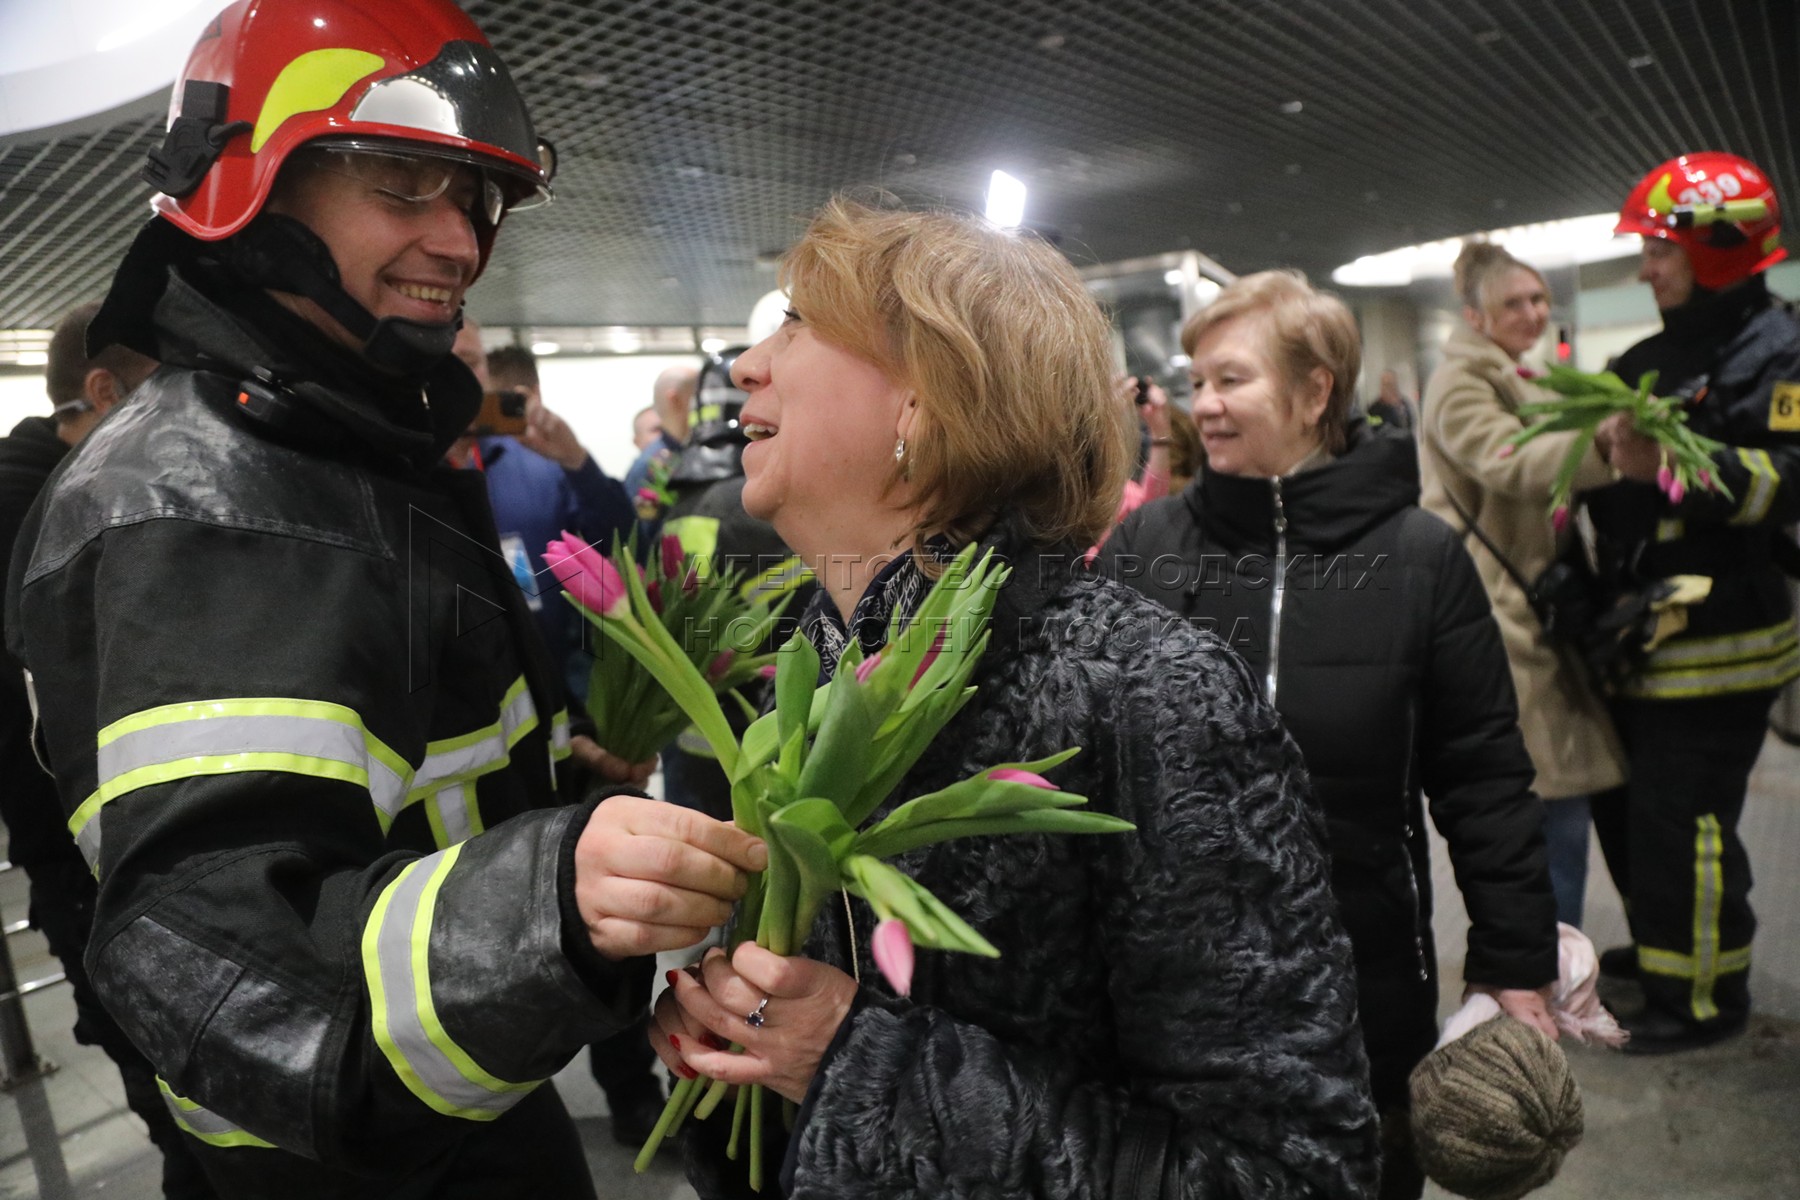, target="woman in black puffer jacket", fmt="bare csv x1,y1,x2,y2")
648,197,1379,1200
1097,270,1558,1200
